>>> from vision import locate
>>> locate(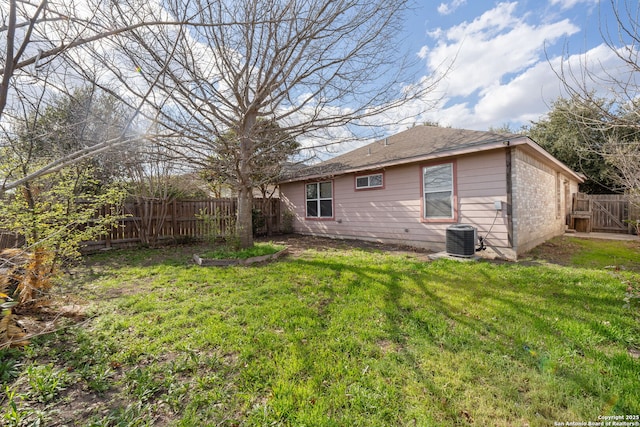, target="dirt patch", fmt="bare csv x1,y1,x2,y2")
261,234,434,261
520,237,584,266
